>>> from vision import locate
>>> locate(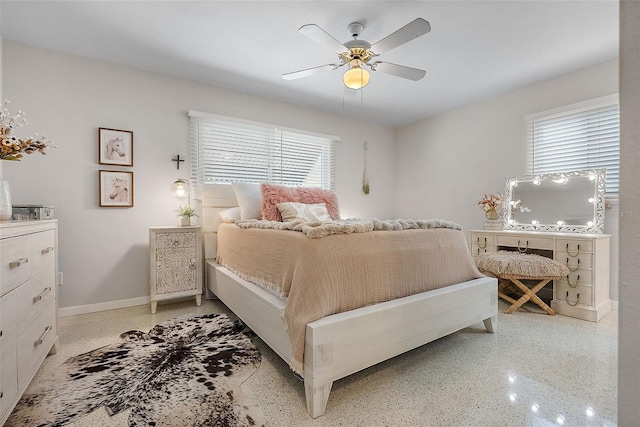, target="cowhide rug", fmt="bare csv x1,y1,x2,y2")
6,313,265,427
